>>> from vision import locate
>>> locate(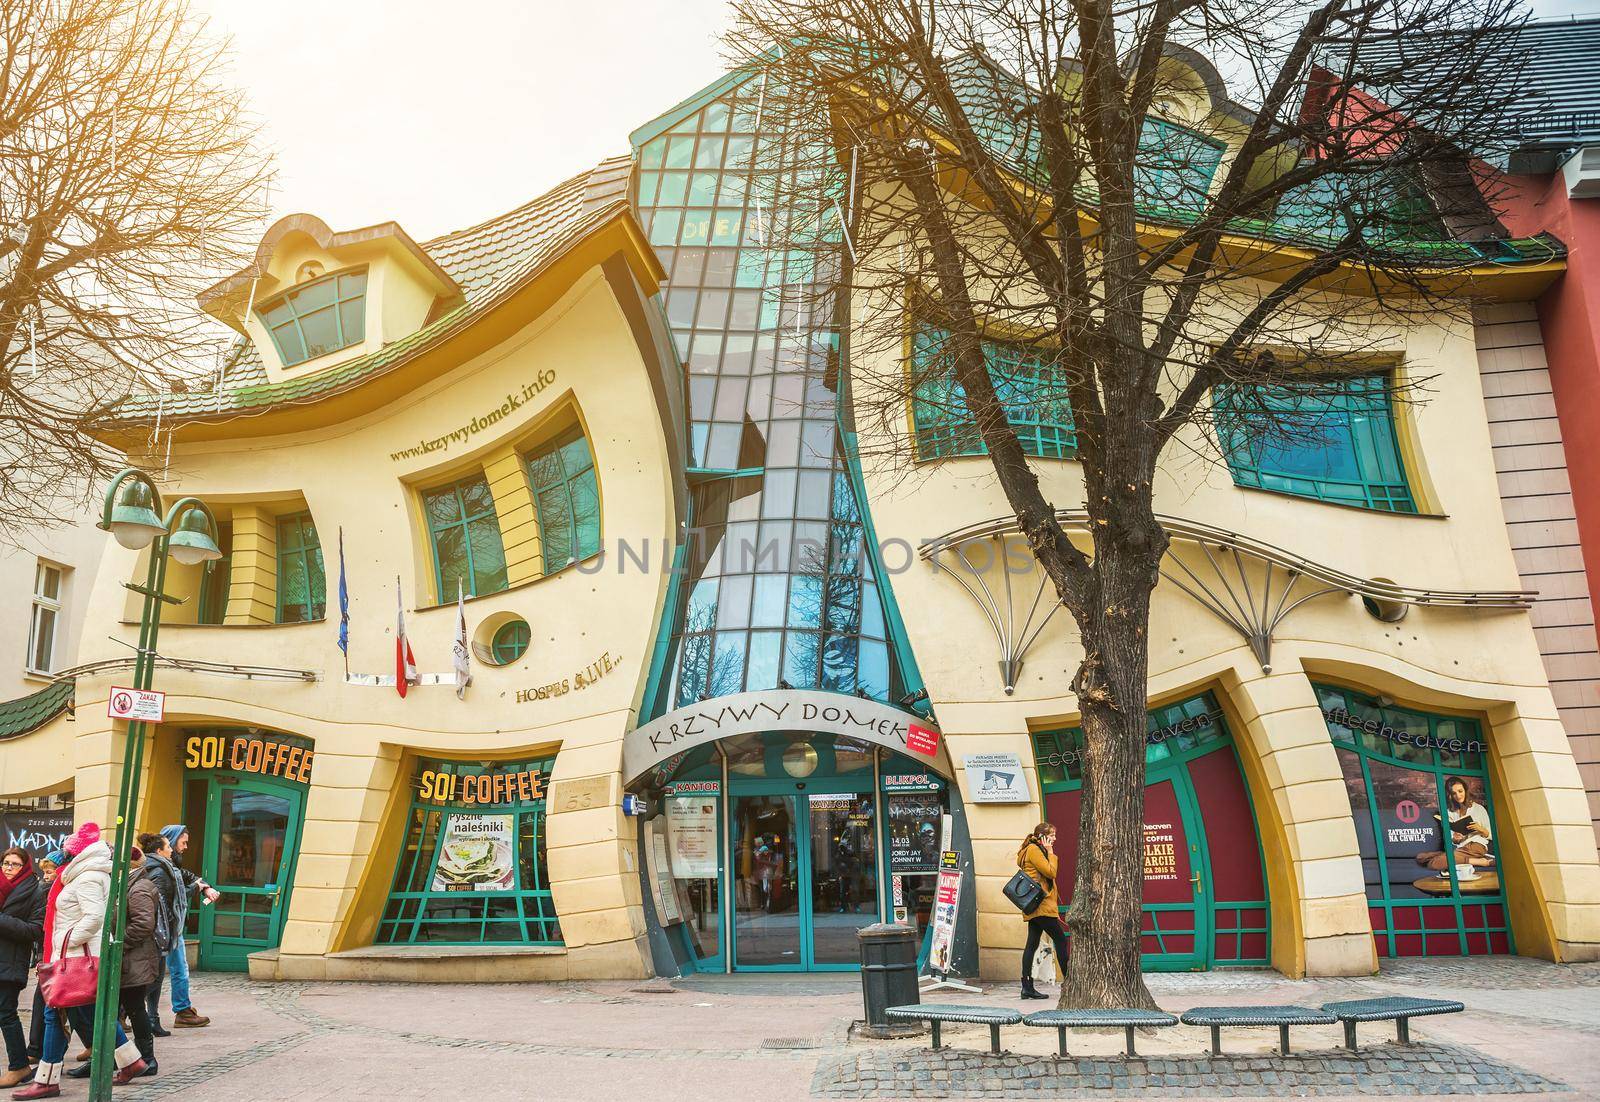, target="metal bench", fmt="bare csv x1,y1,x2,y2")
1321,996,1464,1050
1179,1005,1338,1056
885,1004,1024,1054
1023,1008,1179,1057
